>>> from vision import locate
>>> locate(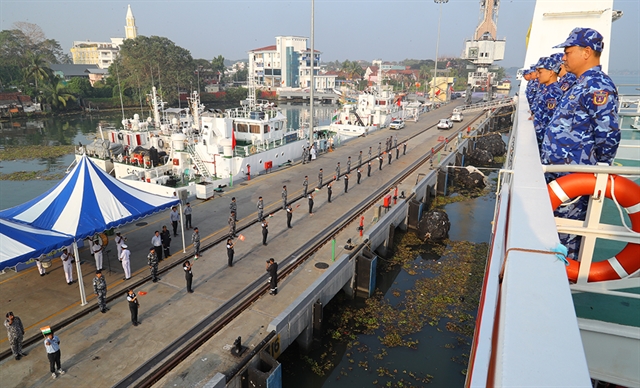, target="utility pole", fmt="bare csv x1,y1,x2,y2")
433,0,448,102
